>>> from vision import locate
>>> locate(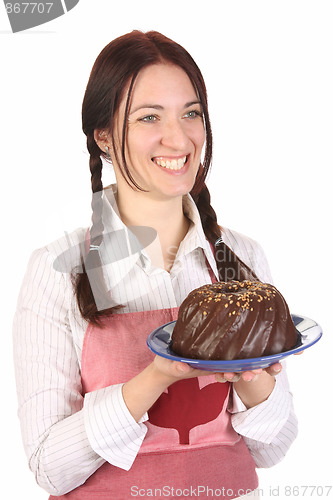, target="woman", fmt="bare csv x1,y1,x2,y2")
13,30,297,499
